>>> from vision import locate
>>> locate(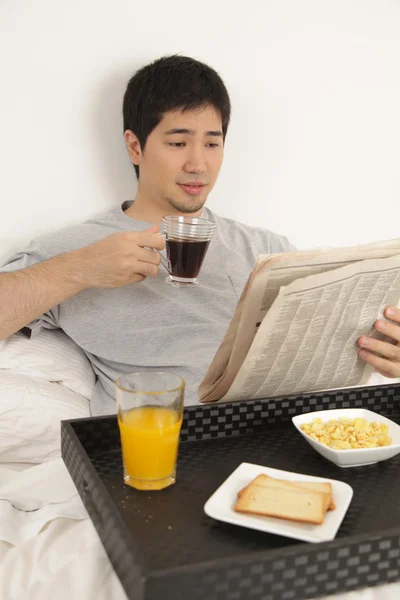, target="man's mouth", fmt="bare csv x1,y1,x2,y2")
178,182,206,196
